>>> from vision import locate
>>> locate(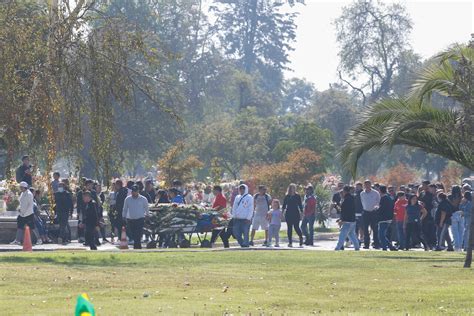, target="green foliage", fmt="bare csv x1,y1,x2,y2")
273,120,334,167
335,0,412,104
212,0,299,109
158,142,204,187
314,184,331,228
340,44,474,177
